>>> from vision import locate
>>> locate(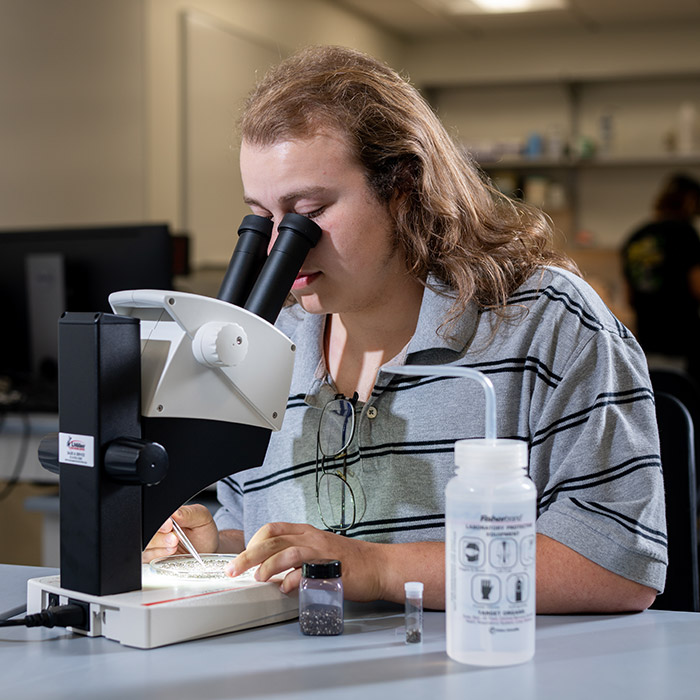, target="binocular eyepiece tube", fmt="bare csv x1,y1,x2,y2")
217,215,273,307
218,212,322,325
